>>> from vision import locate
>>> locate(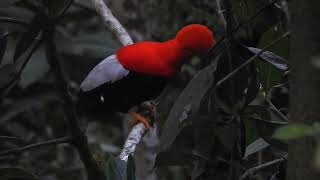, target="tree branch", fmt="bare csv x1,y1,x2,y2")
215,31,290,88
119,123,146,161
206,0,279,58
215,0,227,30
87,0,133,46
0,137,70,157
87,0,148,162
239,156,287,180
45,25,106,180
0,17,28,26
